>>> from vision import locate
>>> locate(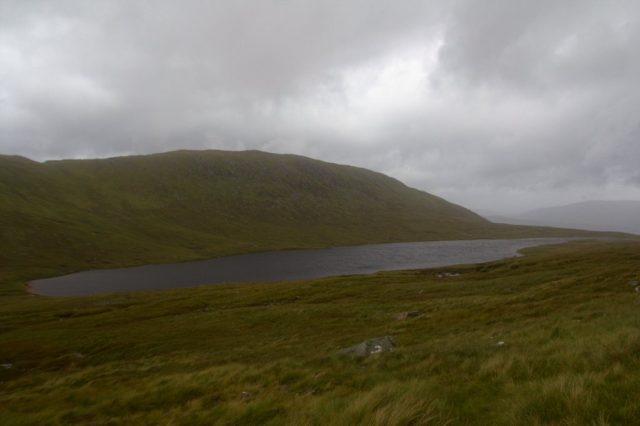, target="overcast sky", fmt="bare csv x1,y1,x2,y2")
1,0,639,213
